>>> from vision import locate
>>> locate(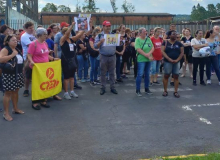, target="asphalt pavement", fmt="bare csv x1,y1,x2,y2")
1,71,220,160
